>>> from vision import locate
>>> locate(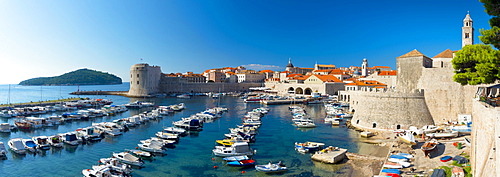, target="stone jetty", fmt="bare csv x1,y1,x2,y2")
311,146,348,164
